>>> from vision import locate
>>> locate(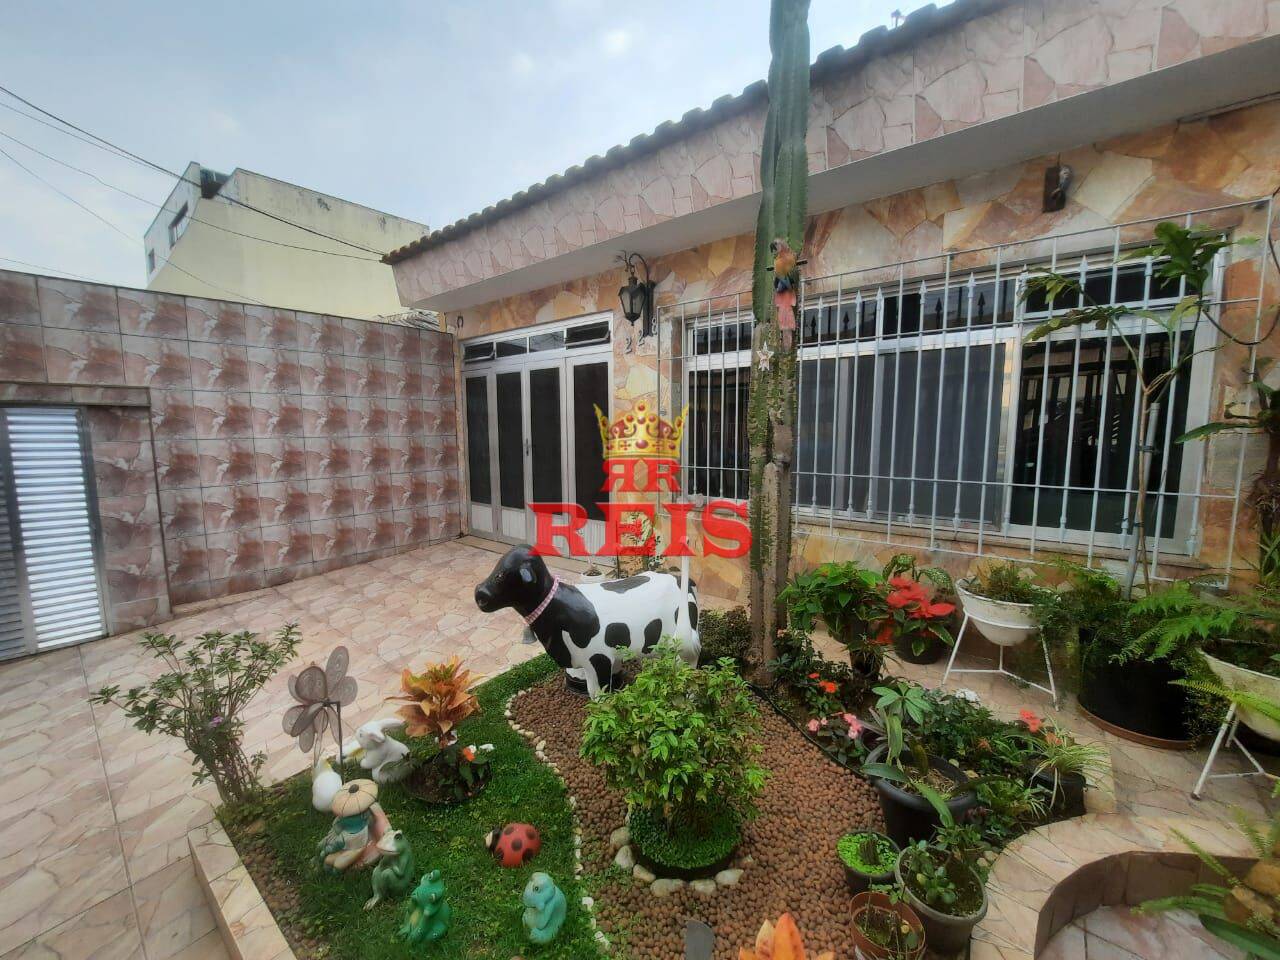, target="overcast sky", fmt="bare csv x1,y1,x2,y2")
0,0,913,290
